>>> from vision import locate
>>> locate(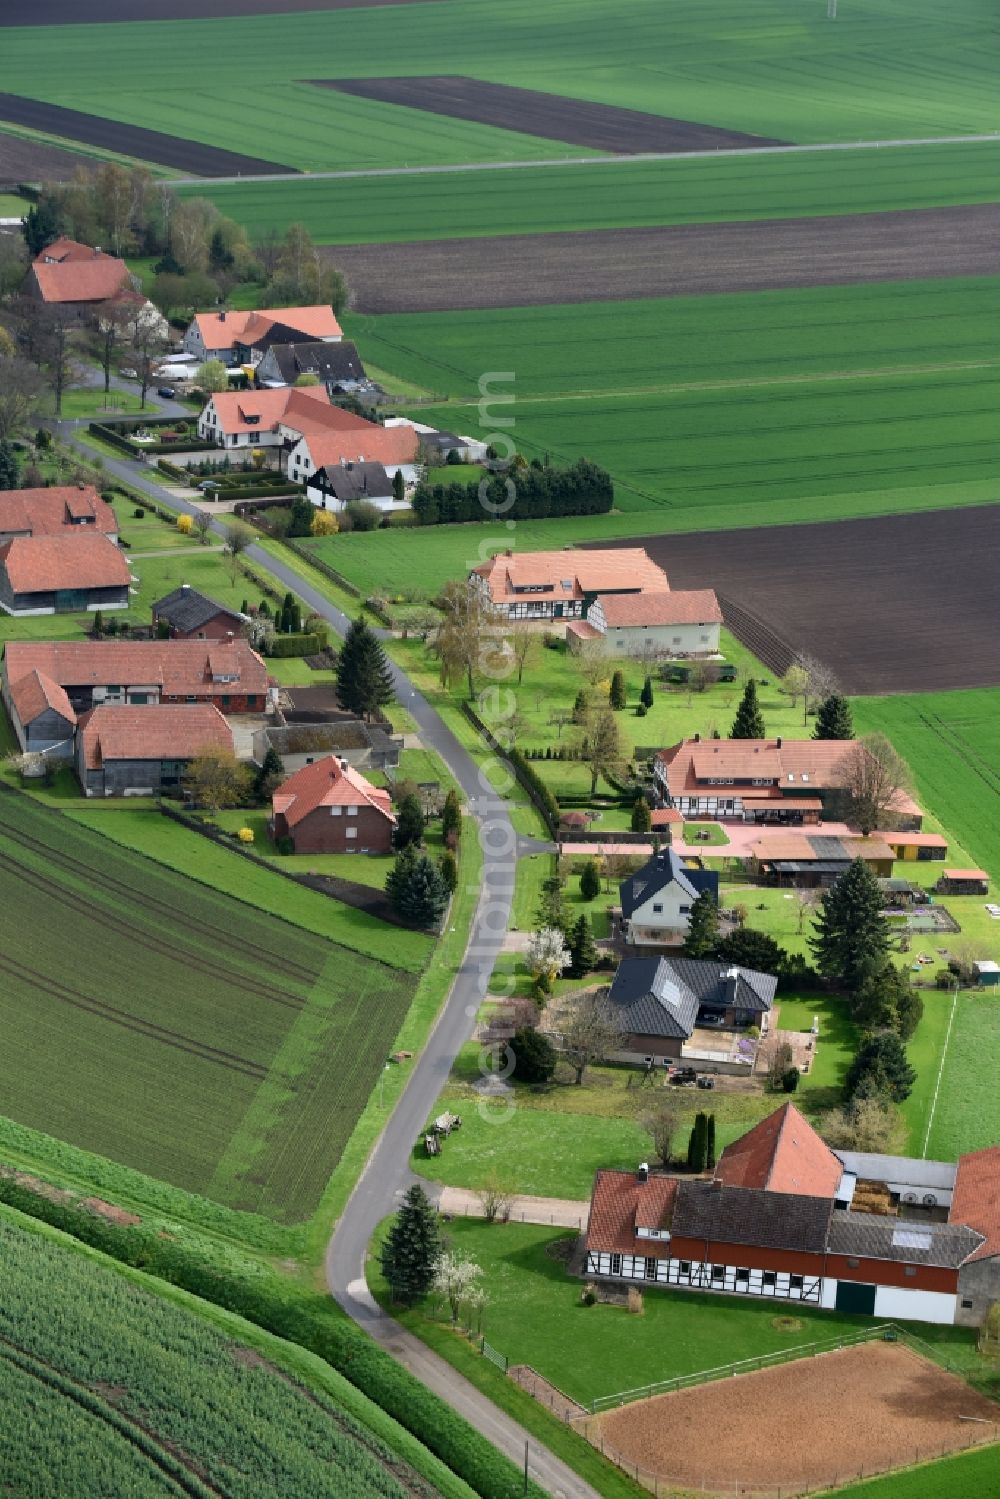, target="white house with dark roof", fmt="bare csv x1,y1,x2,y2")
618,846,719,947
